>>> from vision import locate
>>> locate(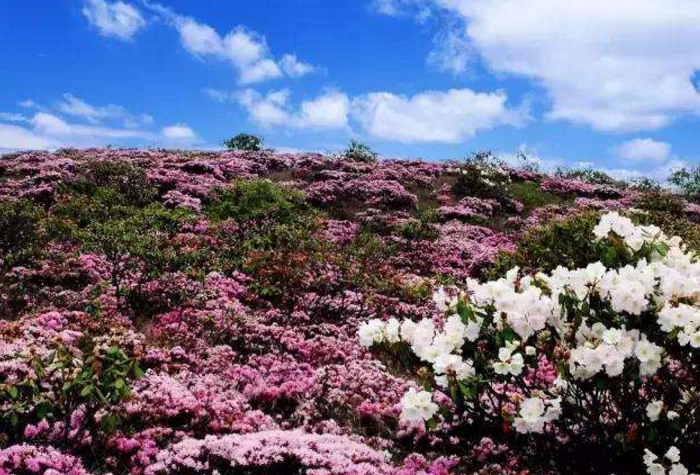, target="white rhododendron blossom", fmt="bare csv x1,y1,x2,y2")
643,447,697,475
359,212,700,469
513,397,562,434
399,388,439,423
